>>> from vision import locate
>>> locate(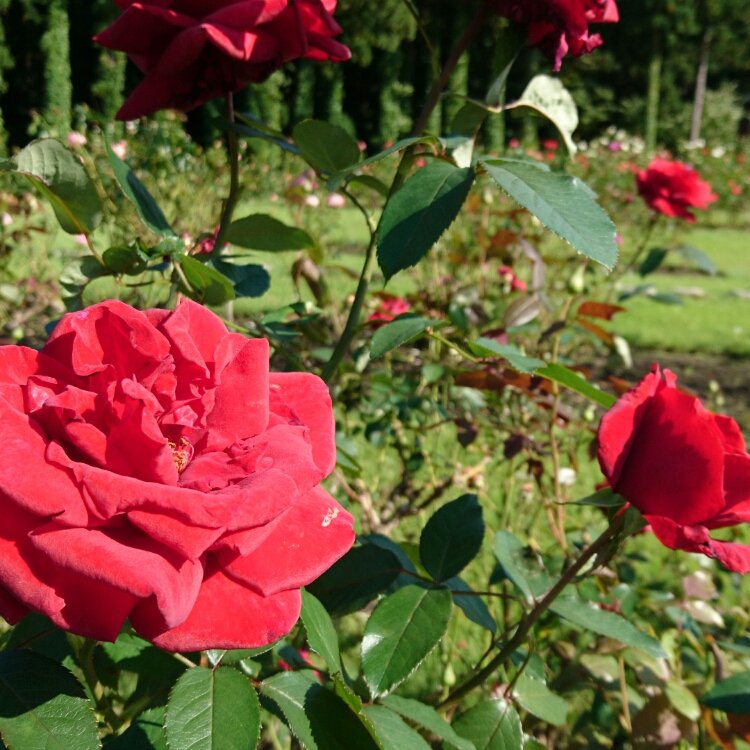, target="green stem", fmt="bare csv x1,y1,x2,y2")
213,93,241,254
321,232,376,382
439,511,627,708
76,638,121,731
411,2,493,136
321,5,491,382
